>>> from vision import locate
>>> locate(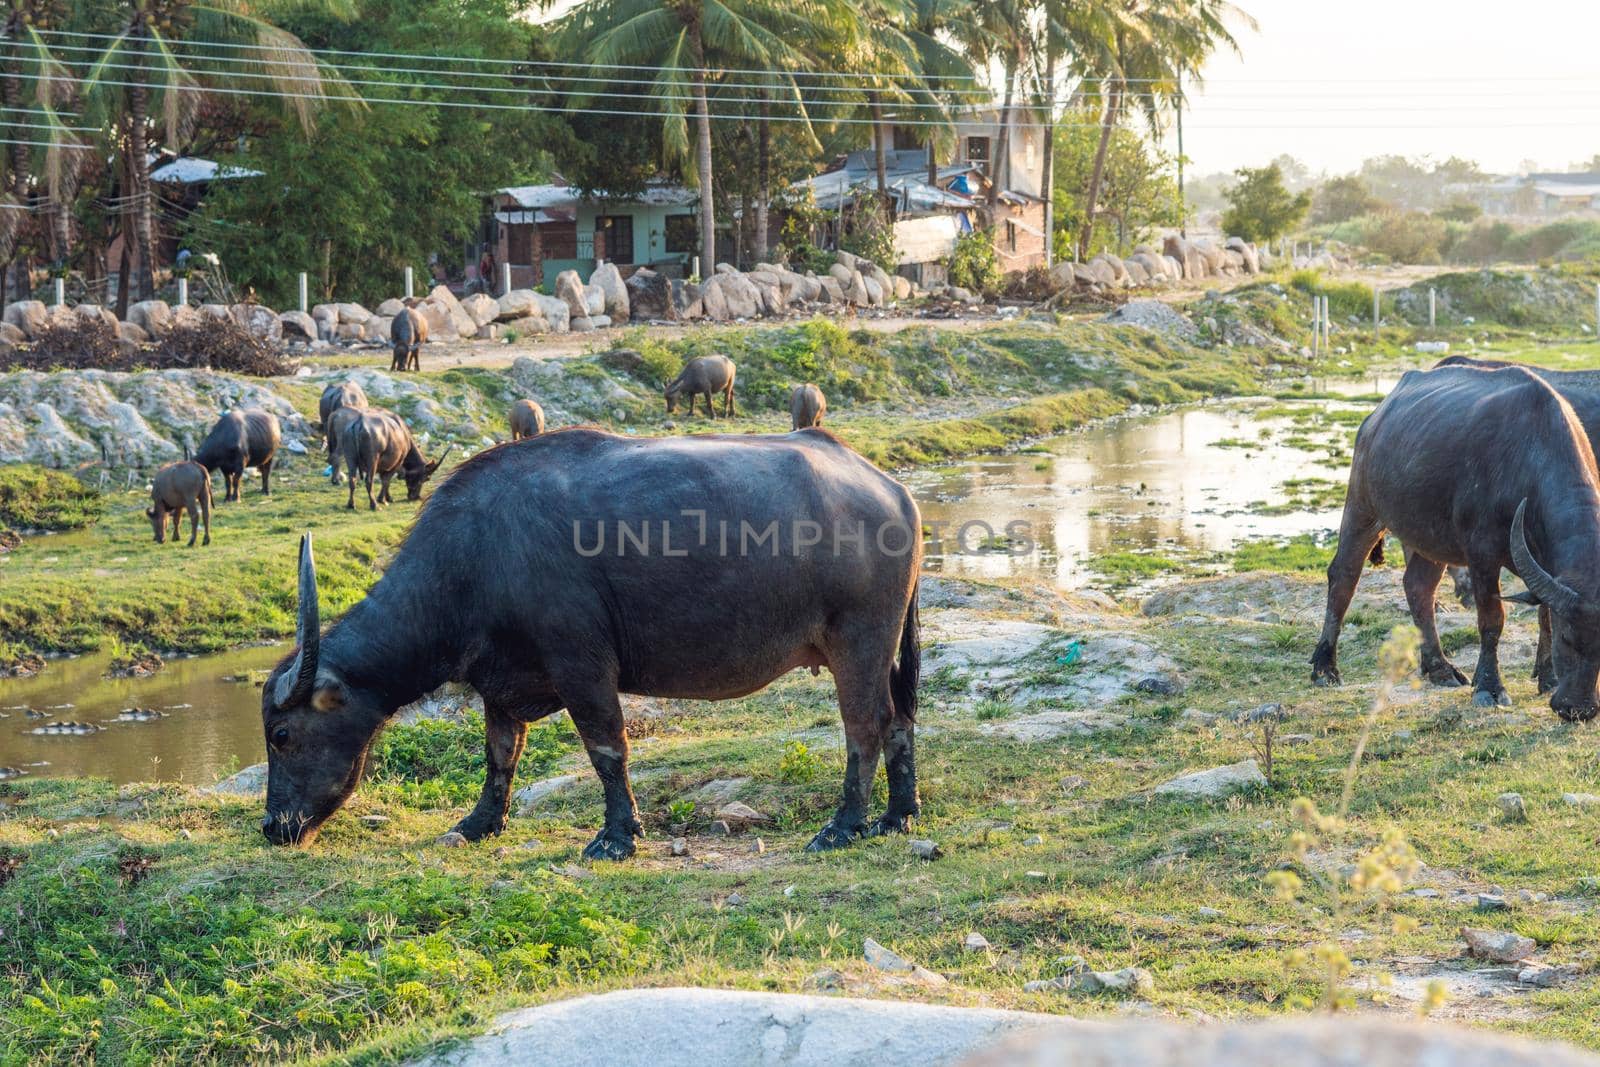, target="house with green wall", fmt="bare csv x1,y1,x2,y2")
475,181,701,291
